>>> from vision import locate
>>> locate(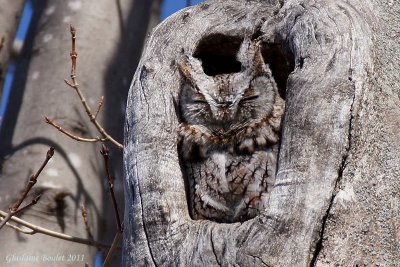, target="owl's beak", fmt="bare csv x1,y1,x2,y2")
218,101,233,108
214,108,235,128
211,100,236,129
